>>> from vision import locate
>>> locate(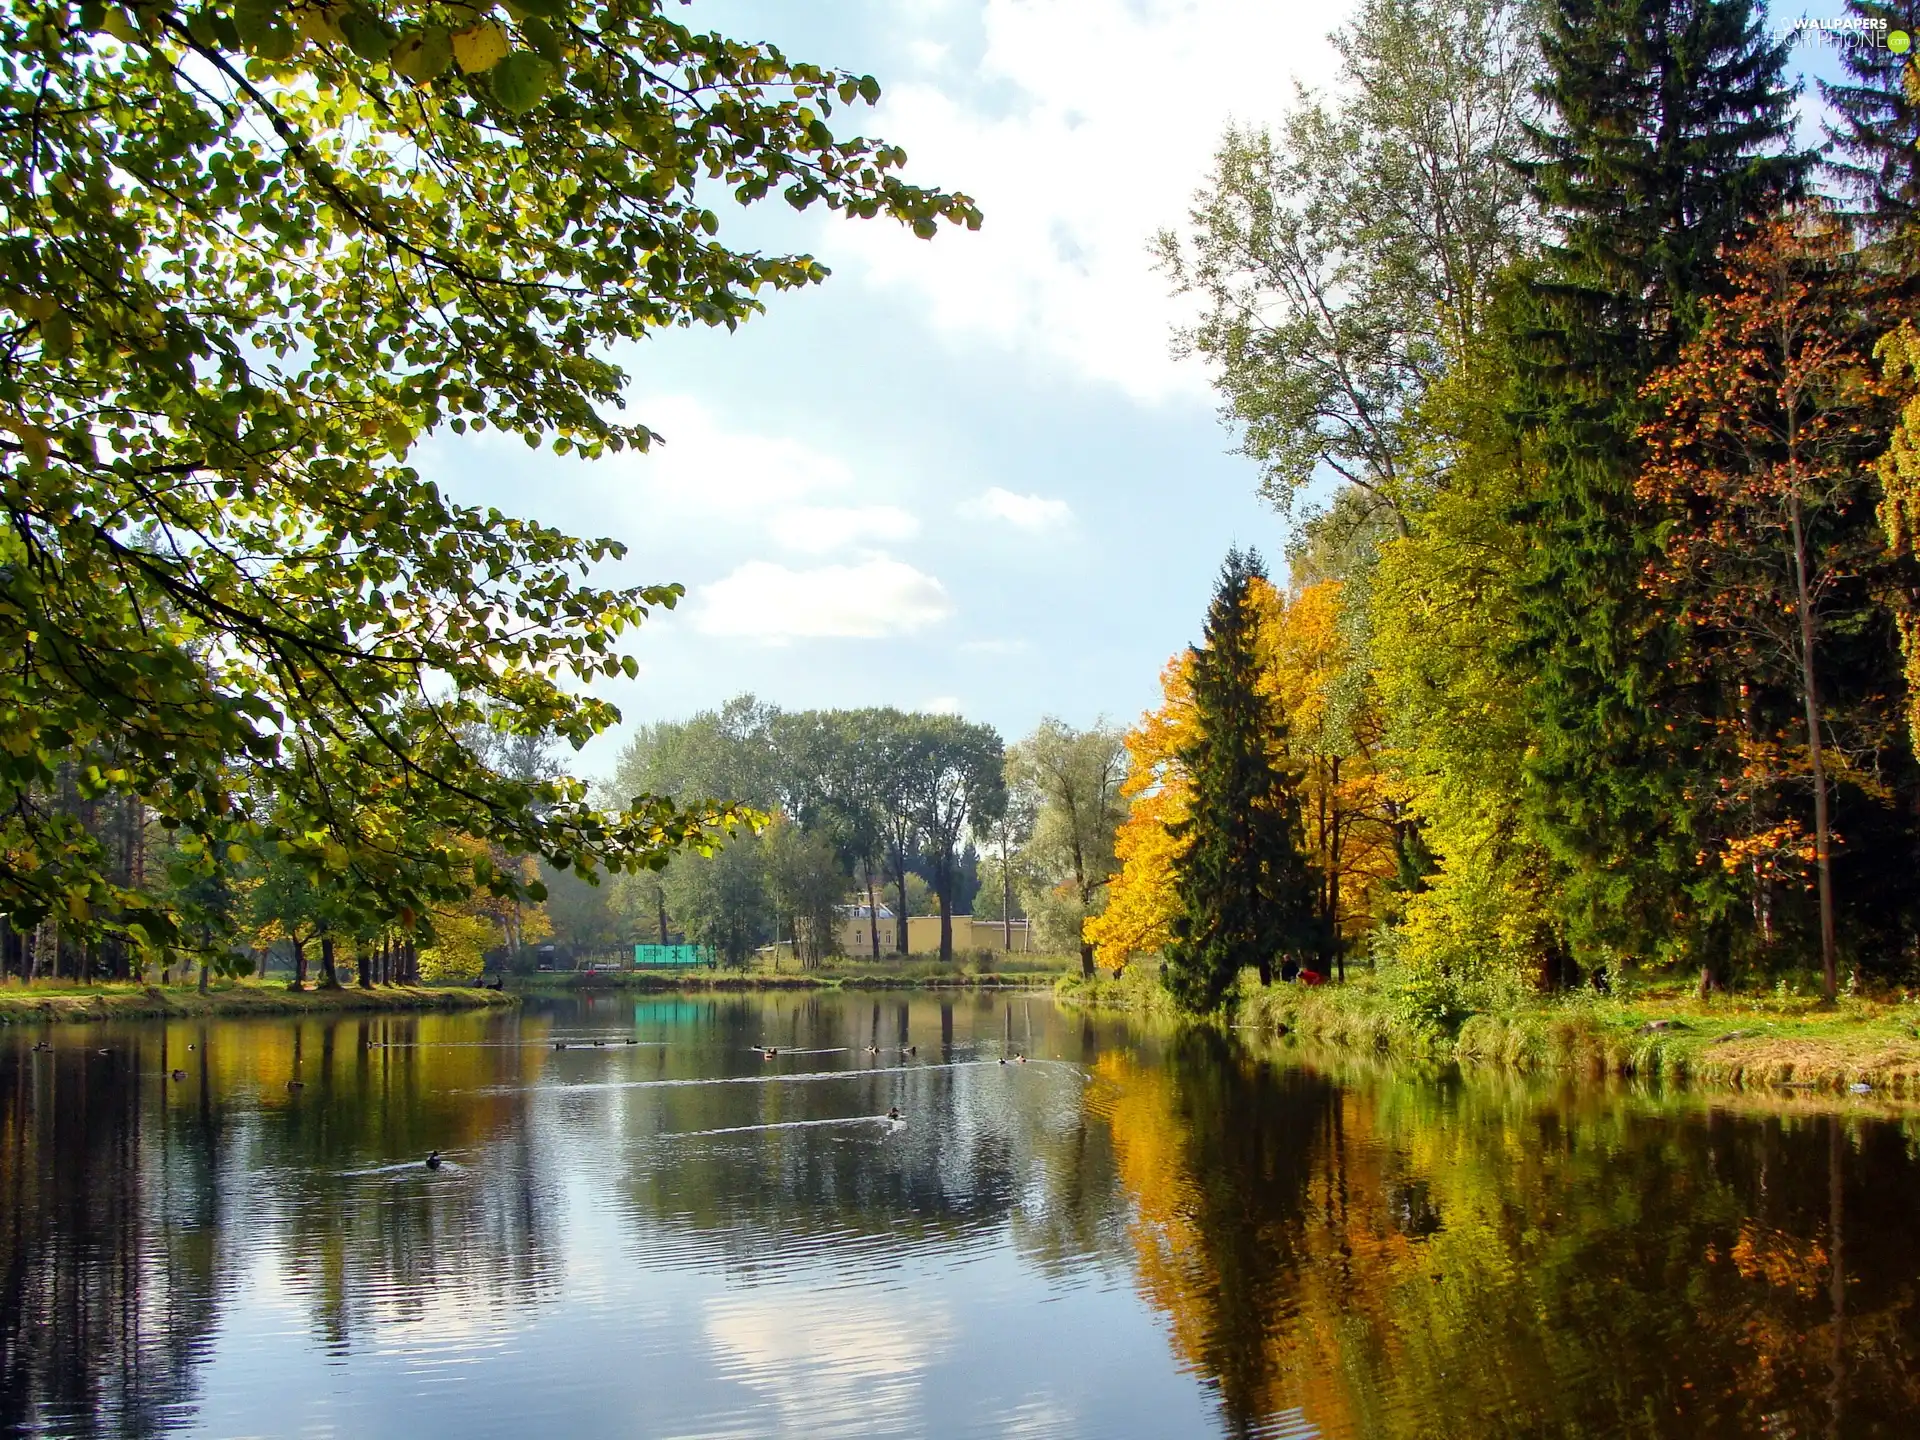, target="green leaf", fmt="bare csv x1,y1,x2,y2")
390,26,451,82
339,8,396,62
489,50,553,113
